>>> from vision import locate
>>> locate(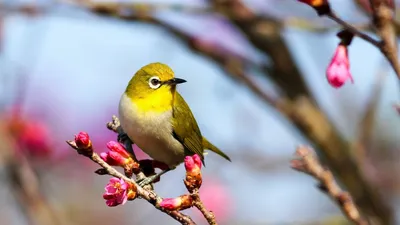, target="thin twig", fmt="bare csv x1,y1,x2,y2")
191,190,217,225
326,12,381,48
291,146,368,225
368,0,400,80
66,139,196,225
